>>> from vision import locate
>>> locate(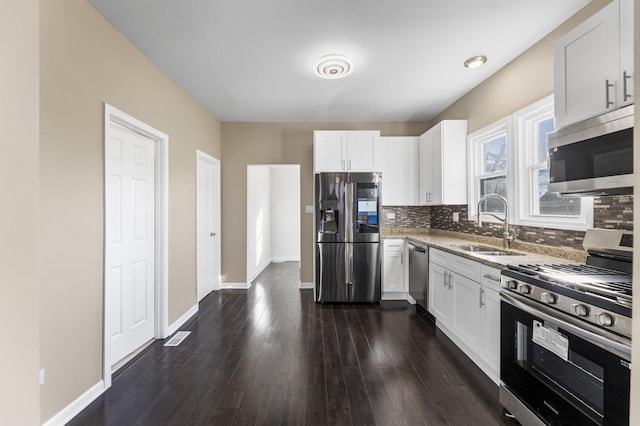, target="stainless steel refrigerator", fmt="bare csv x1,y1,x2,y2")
315,172,381,303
